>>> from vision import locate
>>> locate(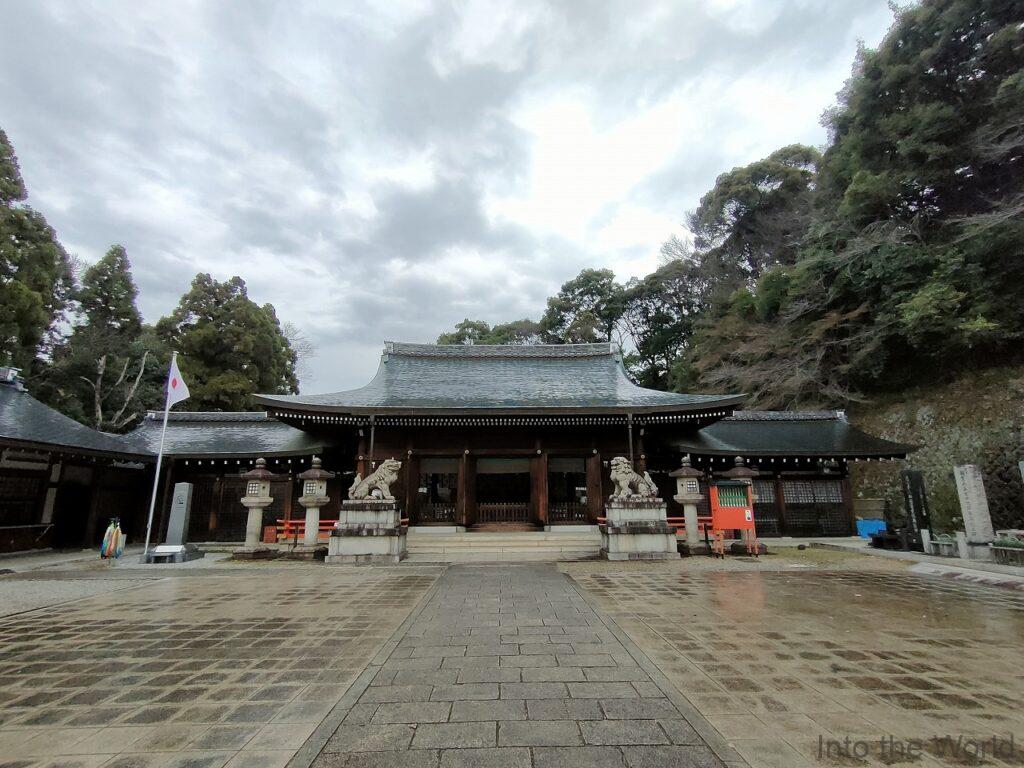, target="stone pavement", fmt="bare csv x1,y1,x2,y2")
566,564,1024,768
307,564,739,768
0,565,440,767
